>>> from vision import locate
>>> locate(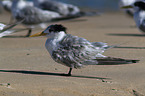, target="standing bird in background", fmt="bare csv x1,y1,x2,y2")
122,0,145,33
119,0,135,17
0,0,33,24
30,24,139,76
